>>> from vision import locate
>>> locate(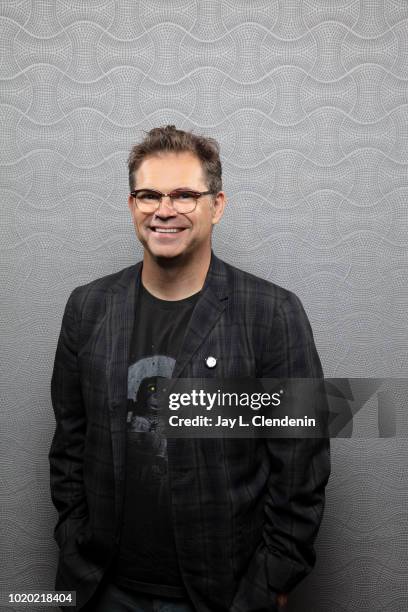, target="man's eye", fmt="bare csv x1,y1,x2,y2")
141,192,160,200
175,191,194,199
